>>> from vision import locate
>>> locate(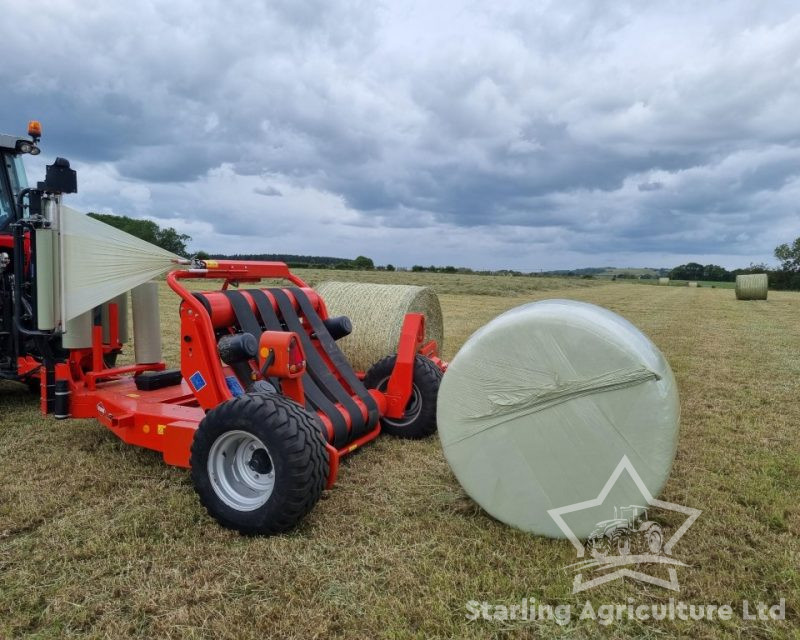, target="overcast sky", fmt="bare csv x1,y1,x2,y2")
2,0,799,270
